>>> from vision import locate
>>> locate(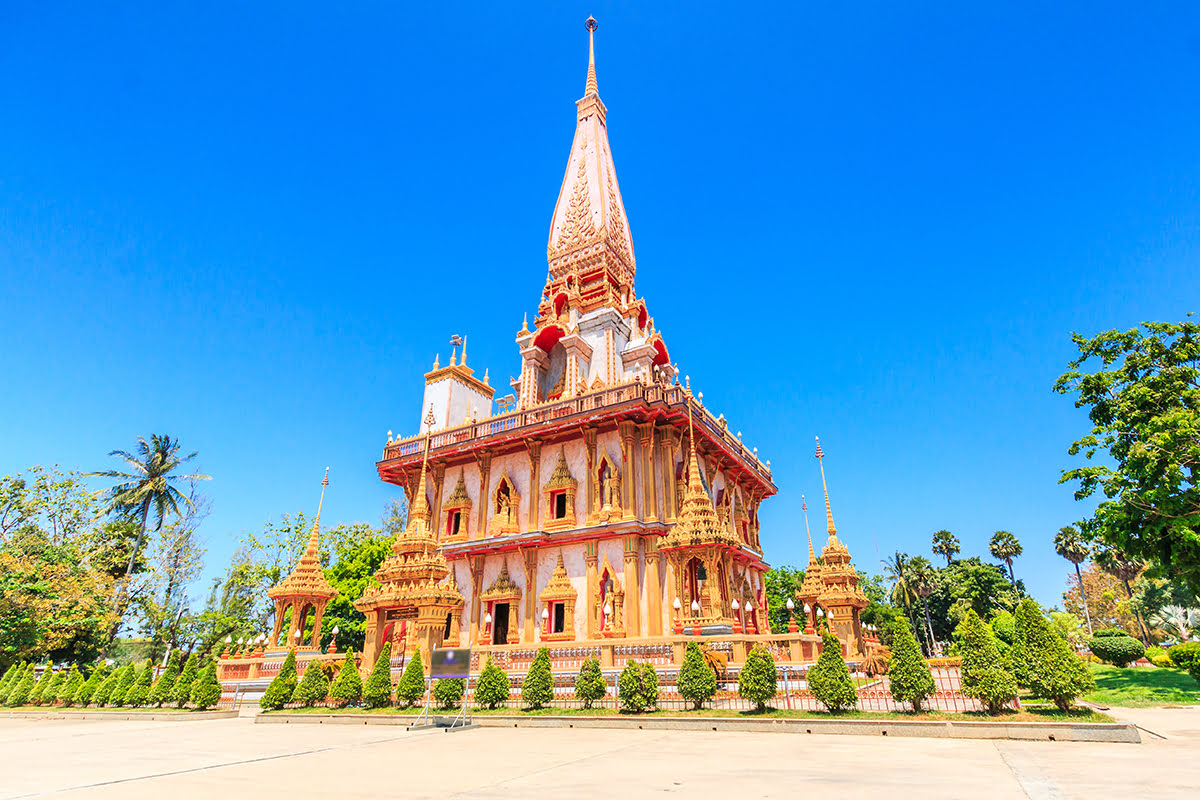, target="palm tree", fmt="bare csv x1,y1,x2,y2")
1054,525,1093,636
883,552,919,633
908,556,939,655
988,530,1023,587
1094,545,1150,645
931,530,960,566
88,435,210,634
1152,606,1200,642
